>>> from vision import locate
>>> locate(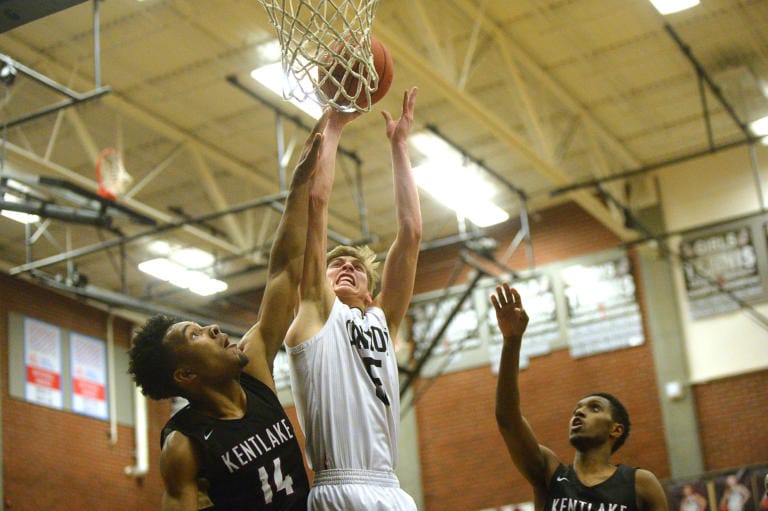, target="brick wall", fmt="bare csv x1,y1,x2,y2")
412,202,768,511
414,202,663,511
3,201,766,510
693,370,768,470
0,272,307,510
414,348,667,511
0,272,165,510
